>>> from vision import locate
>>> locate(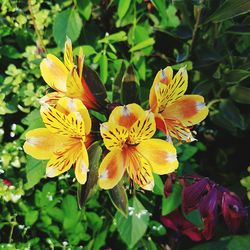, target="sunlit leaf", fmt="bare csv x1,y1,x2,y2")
115,196,150,249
